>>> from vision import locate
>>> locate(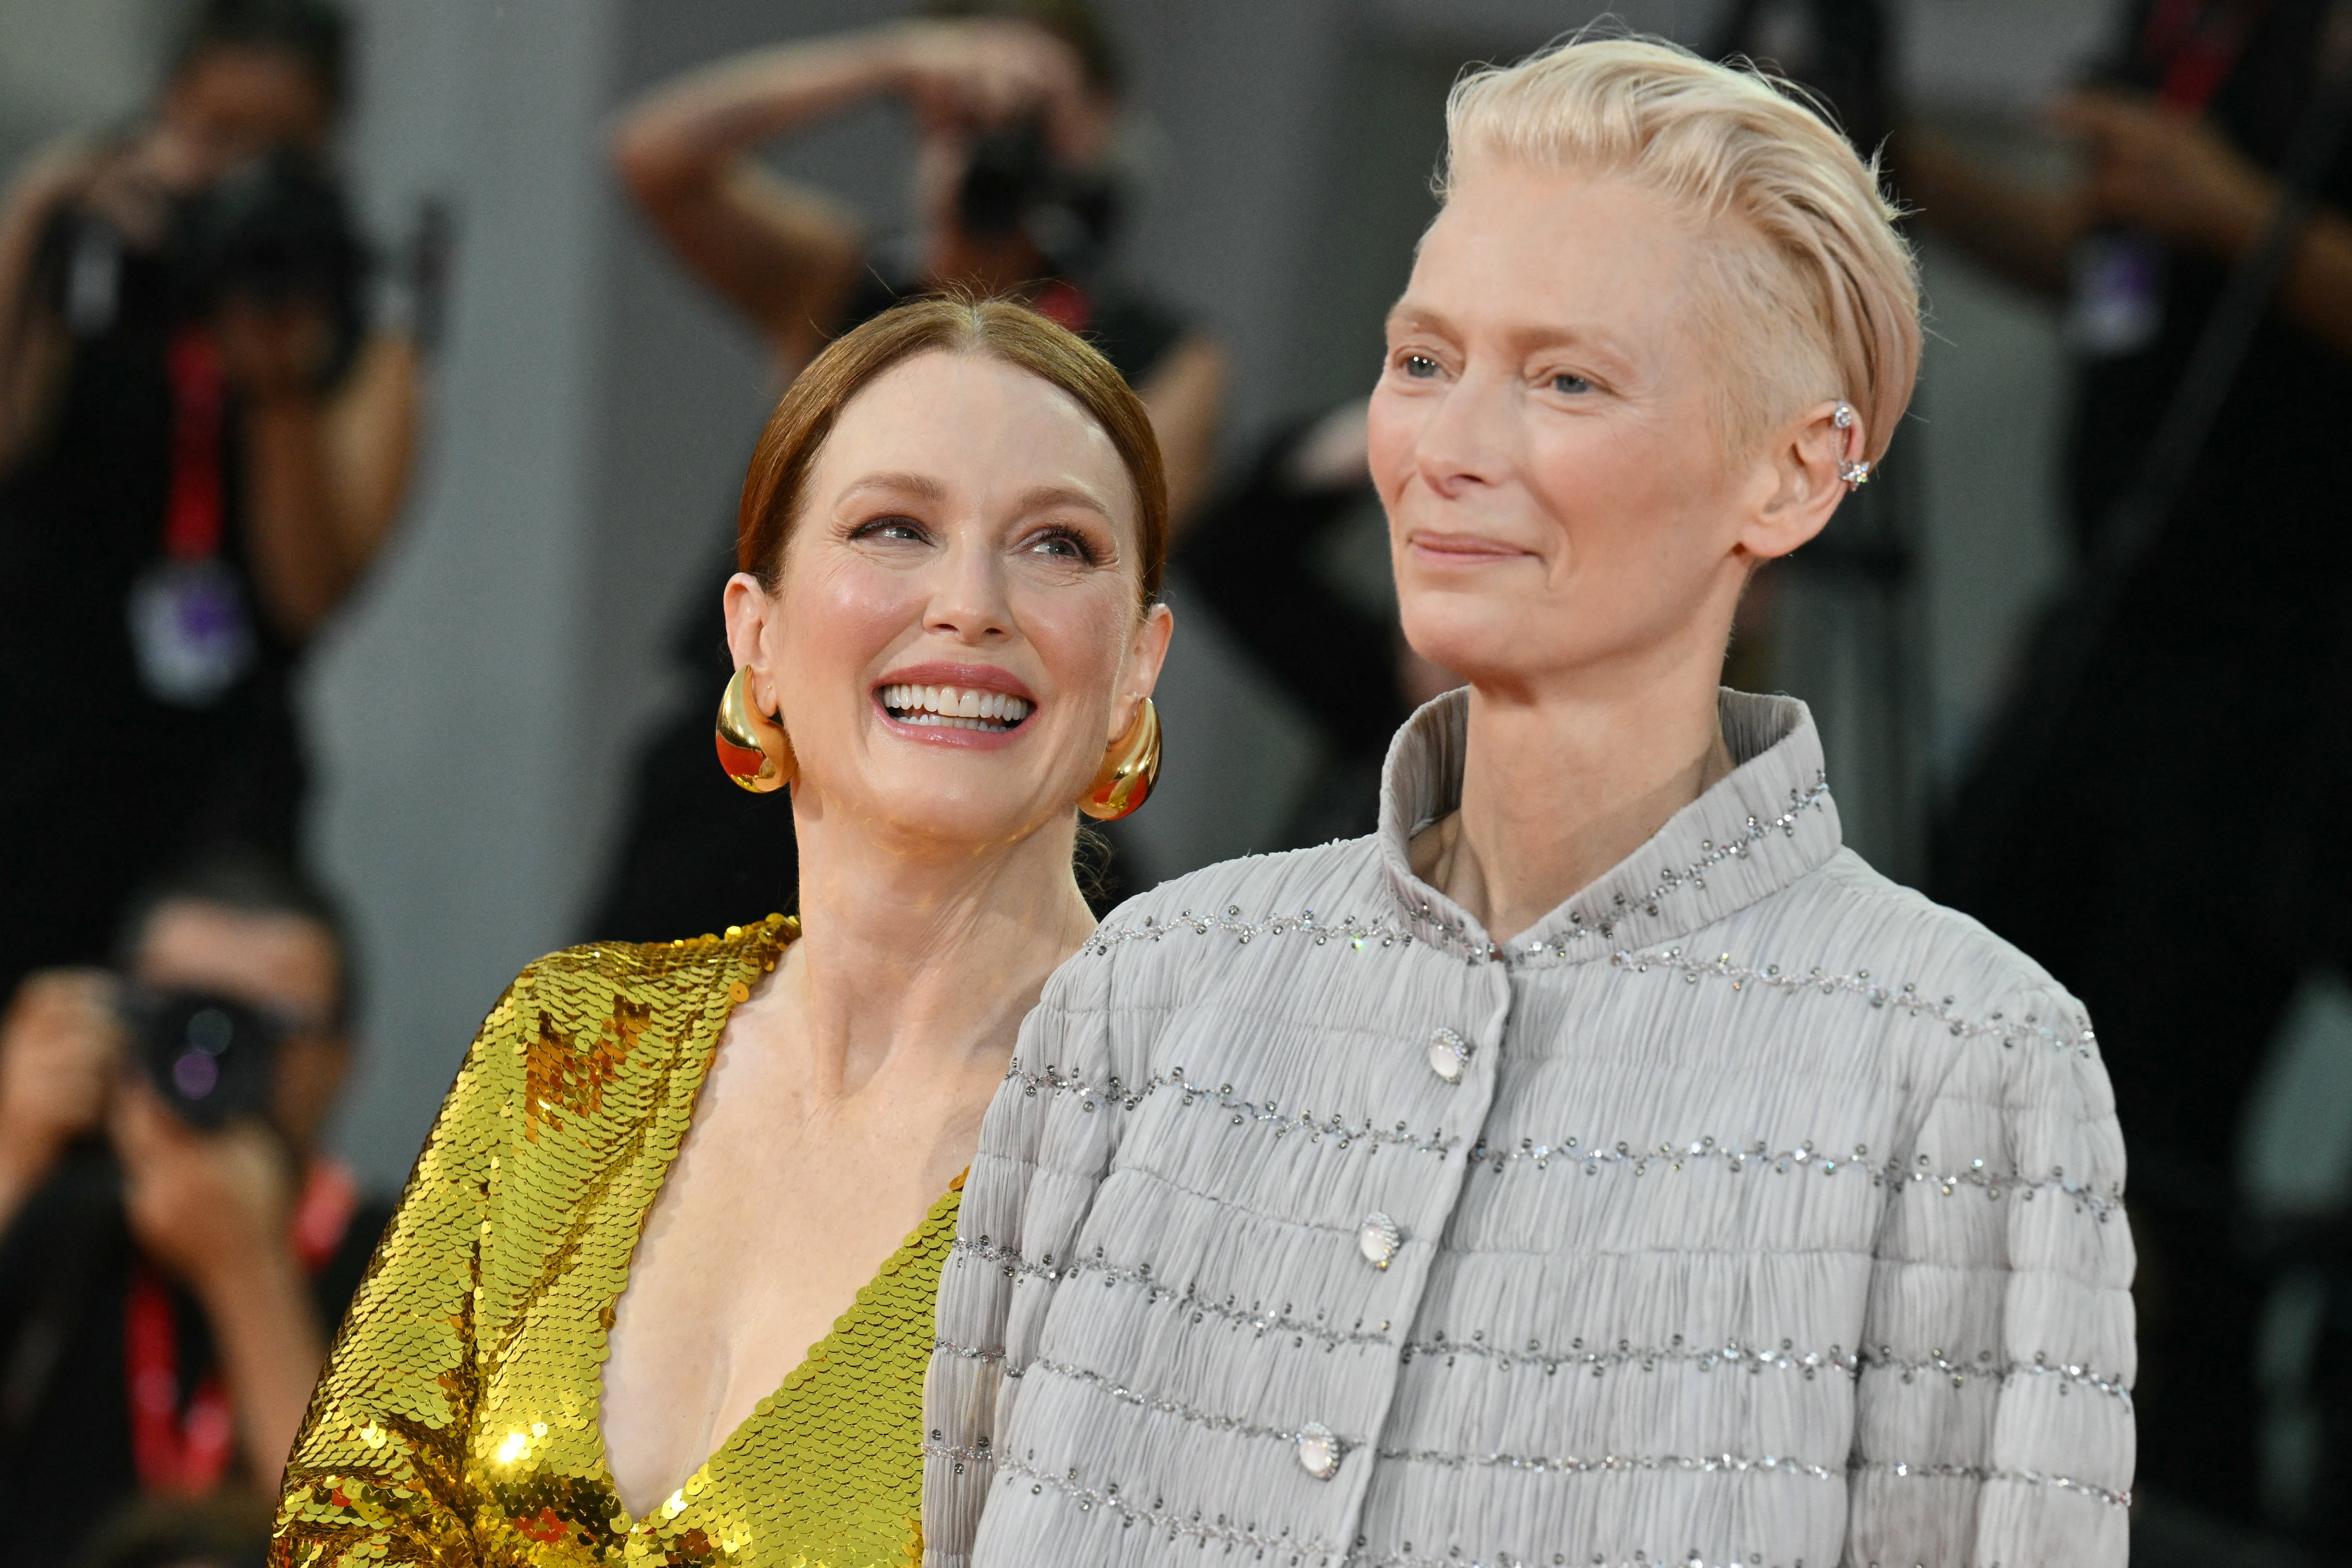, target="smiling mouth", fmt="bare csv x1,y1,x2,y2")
880,683,1035,733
